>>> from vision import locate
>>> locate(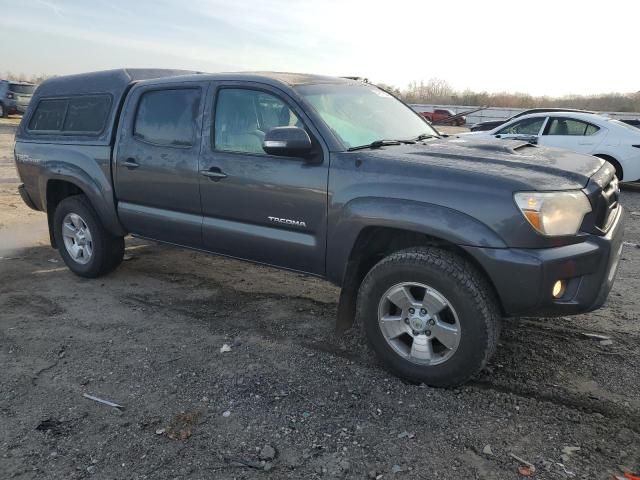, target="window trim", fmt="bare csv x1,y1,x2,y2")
132,86,202,150
211,85,311,158
26,94,113,136
542,116,601,136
